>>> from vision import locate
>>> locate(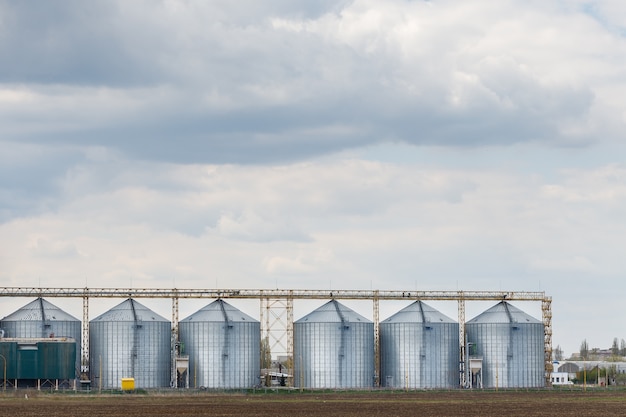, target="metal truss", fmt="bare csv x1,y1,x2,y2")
0,287,546,300
260,295,293,362
0,287,551,387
